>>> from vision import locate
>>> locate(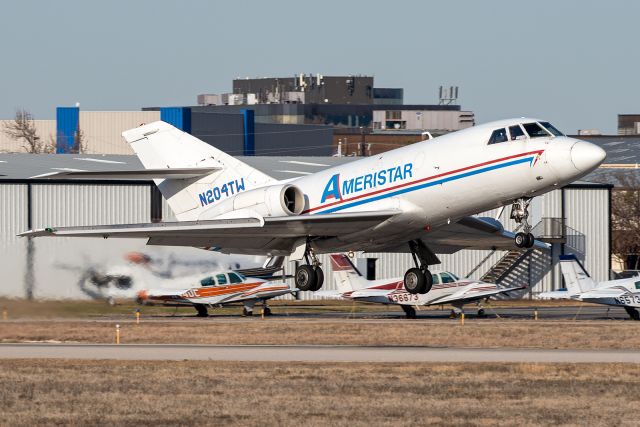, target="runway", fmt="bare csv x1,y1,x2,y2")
1,343,639,363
